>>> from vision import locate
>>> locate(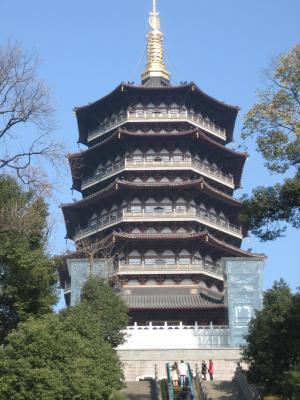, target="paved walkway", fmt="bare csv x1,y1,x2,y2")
122,381,155,400
202,381,245,400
